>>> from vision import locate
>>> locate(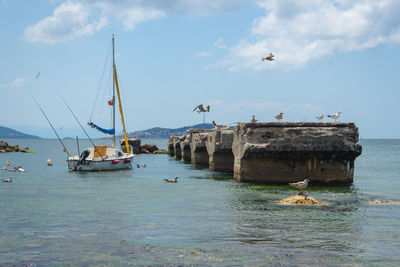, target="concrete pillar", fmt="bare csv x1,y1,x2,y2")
190,131,211,166
206,129,234,172
167,136,175,156
232,122,362,184
173,135,185,160
180,135,191,162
